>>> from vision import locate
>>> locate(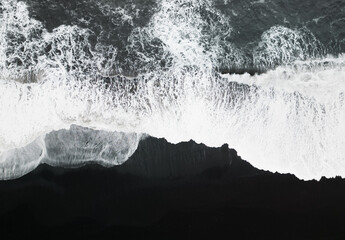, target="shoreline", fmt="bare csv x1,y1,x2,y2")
1,136,344,239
